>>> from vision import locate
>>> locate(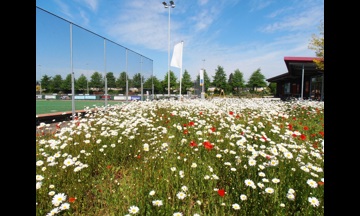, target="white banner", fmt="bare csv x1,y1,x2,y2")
170,41,183,68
